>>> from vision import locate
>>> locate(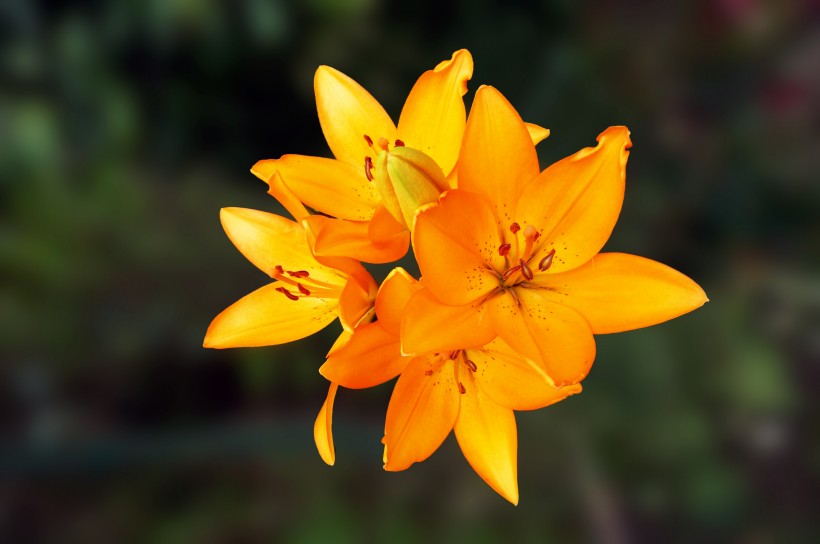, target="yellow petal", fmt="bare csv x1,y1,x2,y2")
488,289,595,387
469,338,583,411
374,267,422,336
517,126,632,273
252,156,379,221
203,281,338,348
400,287,495,356
458,86,540,221
454,369,519,505
525,122,550,145
314,65,397,167
531,252,708,334
413,190,505,305
303,214,409,264
320,322,409,389
314,383,338,466
396,49,473,176
383,356,459,471
220,207,341,284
